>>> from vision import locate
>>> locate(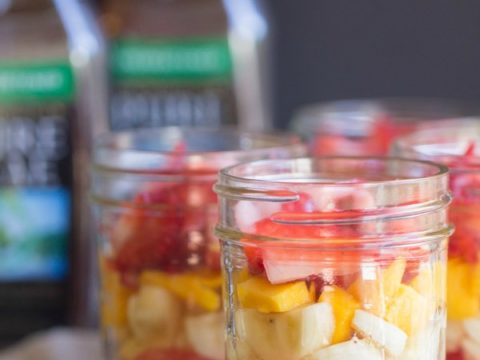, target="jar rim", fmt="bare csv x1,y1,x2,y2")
92,126,306,178
217,156,449,190
292,97,479,137
393,121,480,171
